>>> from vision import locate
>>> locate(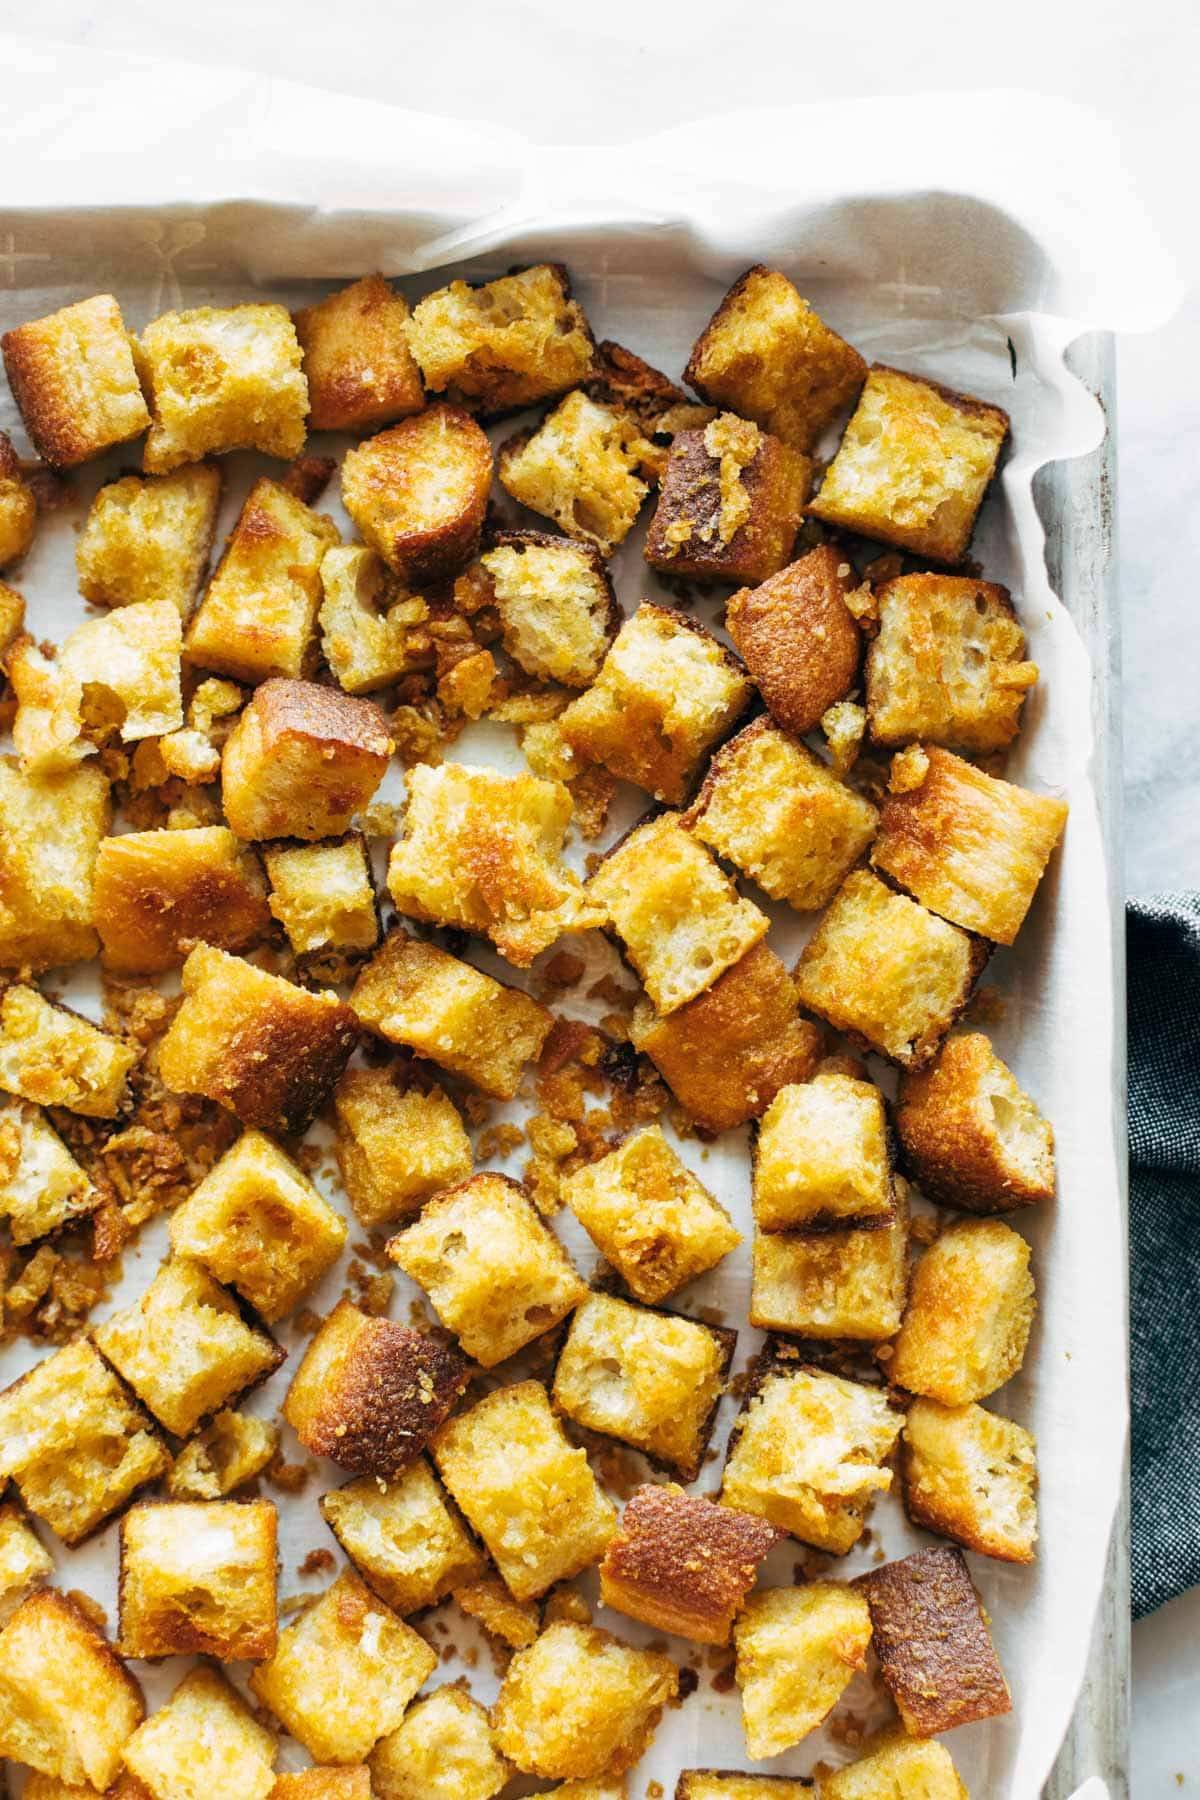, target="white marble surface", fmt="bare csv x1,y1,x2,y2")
2,0,1198,1790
